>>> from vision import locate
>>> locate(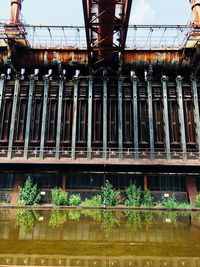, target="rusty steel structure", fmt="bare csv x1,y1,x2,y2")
1,0,200,202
